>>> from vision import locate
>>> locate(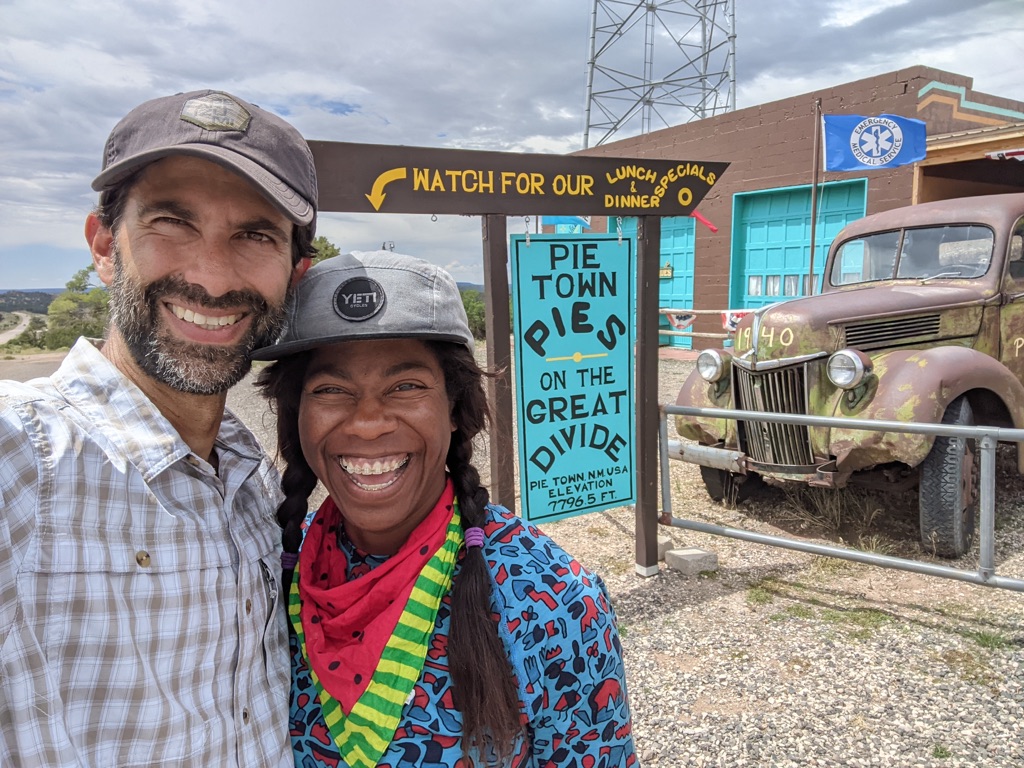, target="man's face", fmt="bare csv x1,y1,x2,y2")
95,156,305,395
